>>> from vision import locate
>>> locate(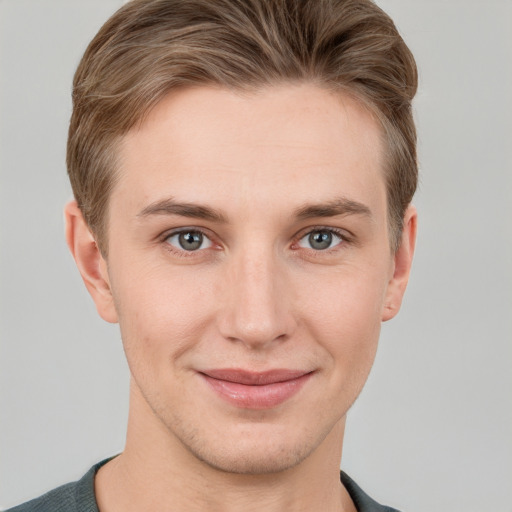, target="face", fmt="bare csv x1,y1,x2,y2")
69,84,415,475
